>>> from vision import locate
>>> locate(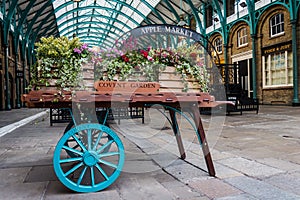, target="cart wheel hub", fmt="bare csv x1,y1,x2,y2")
83,152,98,166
